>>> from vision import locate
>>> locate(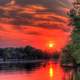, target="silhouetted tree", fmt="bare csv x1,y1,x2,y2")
61,1,80,80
